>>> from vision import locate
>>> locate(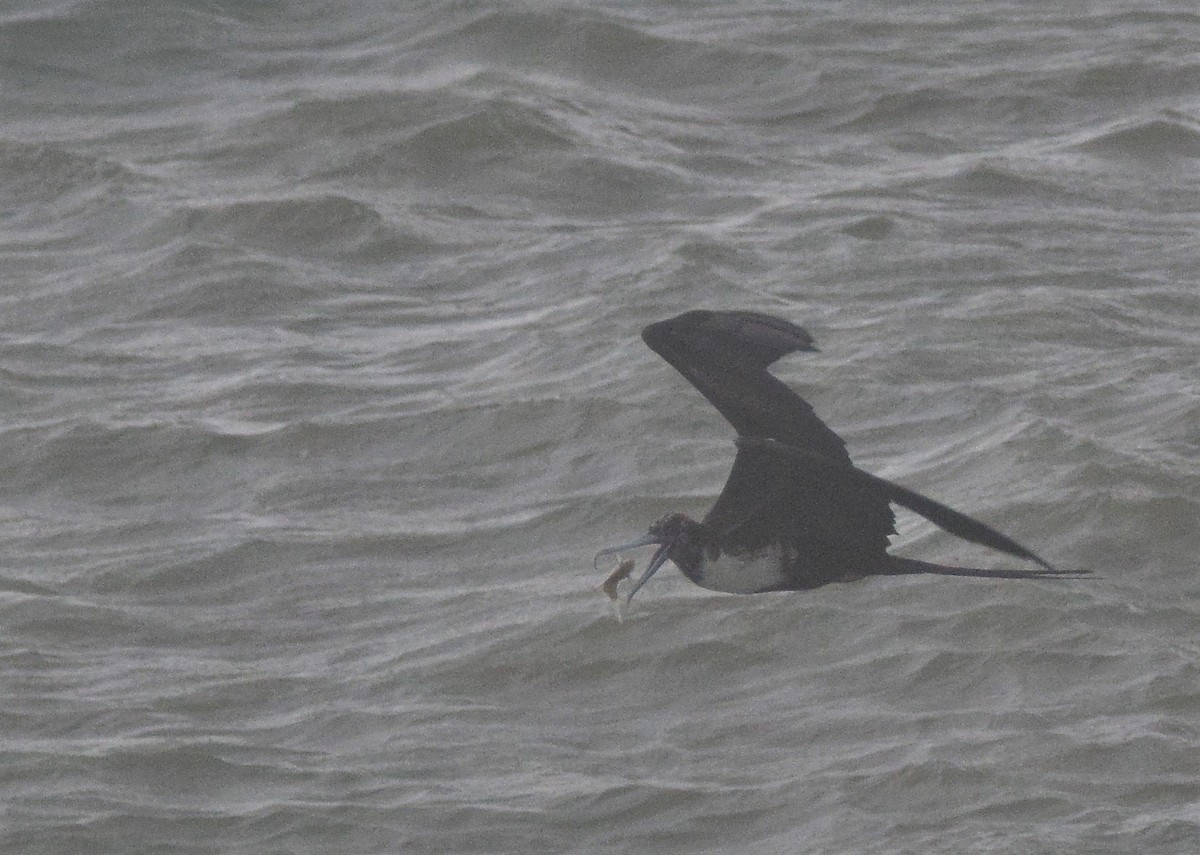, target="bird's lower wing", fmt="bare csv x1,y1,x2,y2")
735,437,1063,573
878,555,1089,579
